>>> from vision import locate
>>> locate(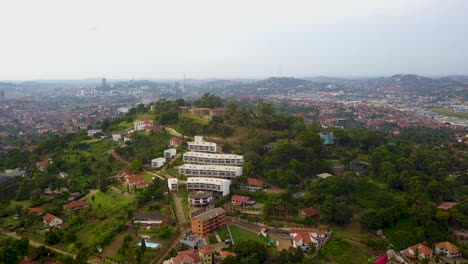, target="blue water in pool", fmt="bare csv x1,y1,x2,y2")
138,241,159,248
